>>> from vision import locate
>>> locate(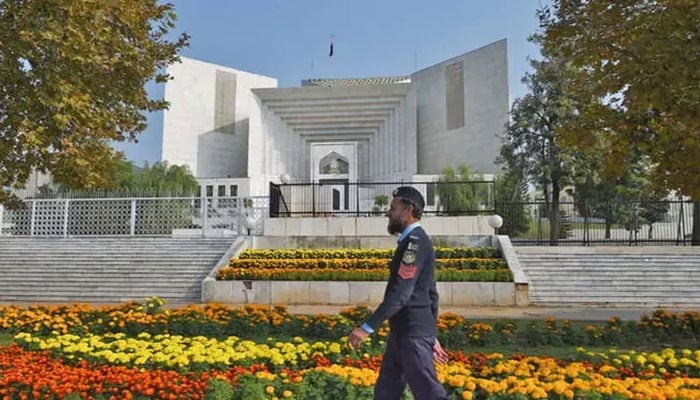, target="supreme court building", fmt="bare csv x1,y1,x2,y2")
161,39,509,212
